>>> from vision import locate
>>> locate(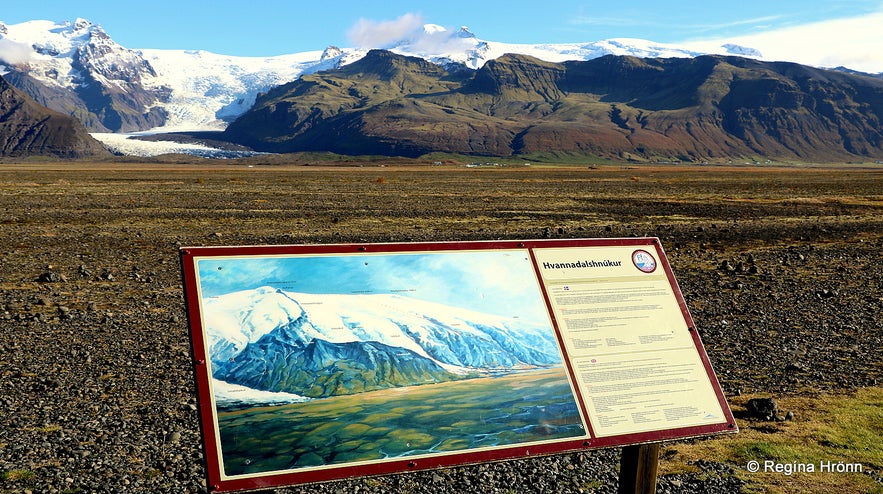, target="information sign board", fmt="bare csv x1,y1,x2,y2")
180,238,736,492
